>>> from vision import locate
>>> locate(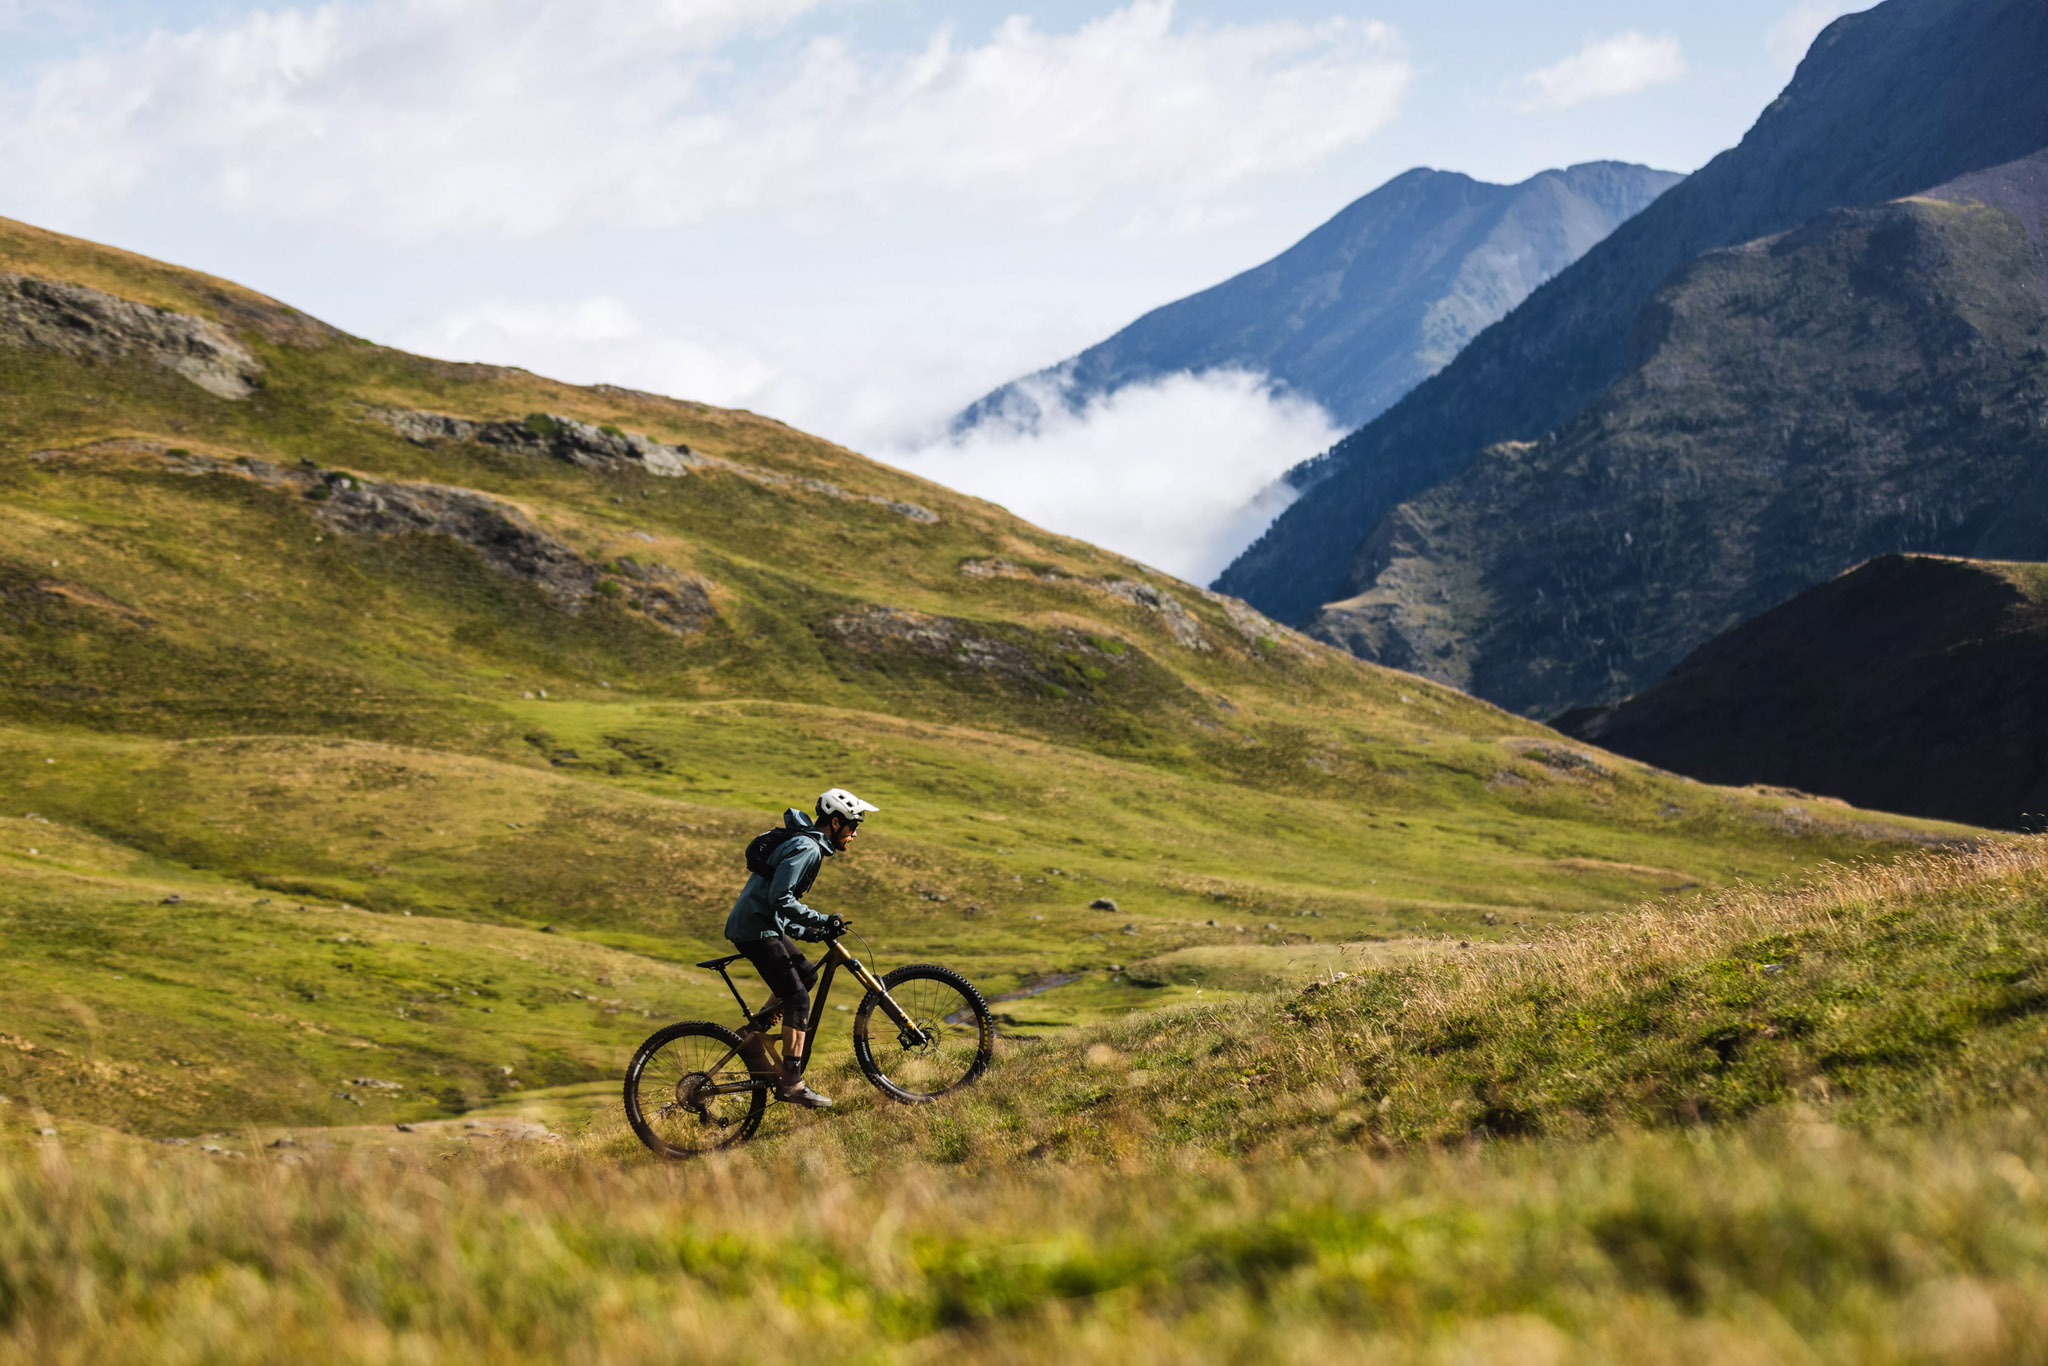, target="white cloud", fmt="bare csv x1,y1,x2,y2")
0,0,60,29
1515,31,1685,114
401,298,1344,586
1766,1,1868,71
394,292,1068,463
395,296,782,412
0,0,1410,239
881,370,1342,585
